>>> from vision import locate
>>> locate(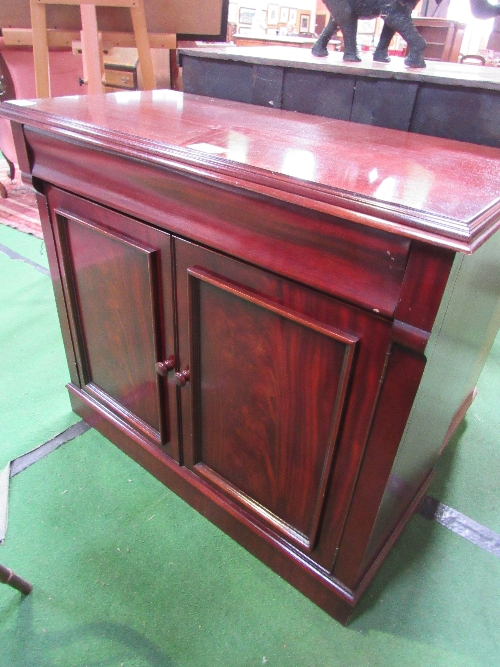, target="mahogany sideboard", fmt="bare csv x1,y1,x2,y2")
2,90,500,624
